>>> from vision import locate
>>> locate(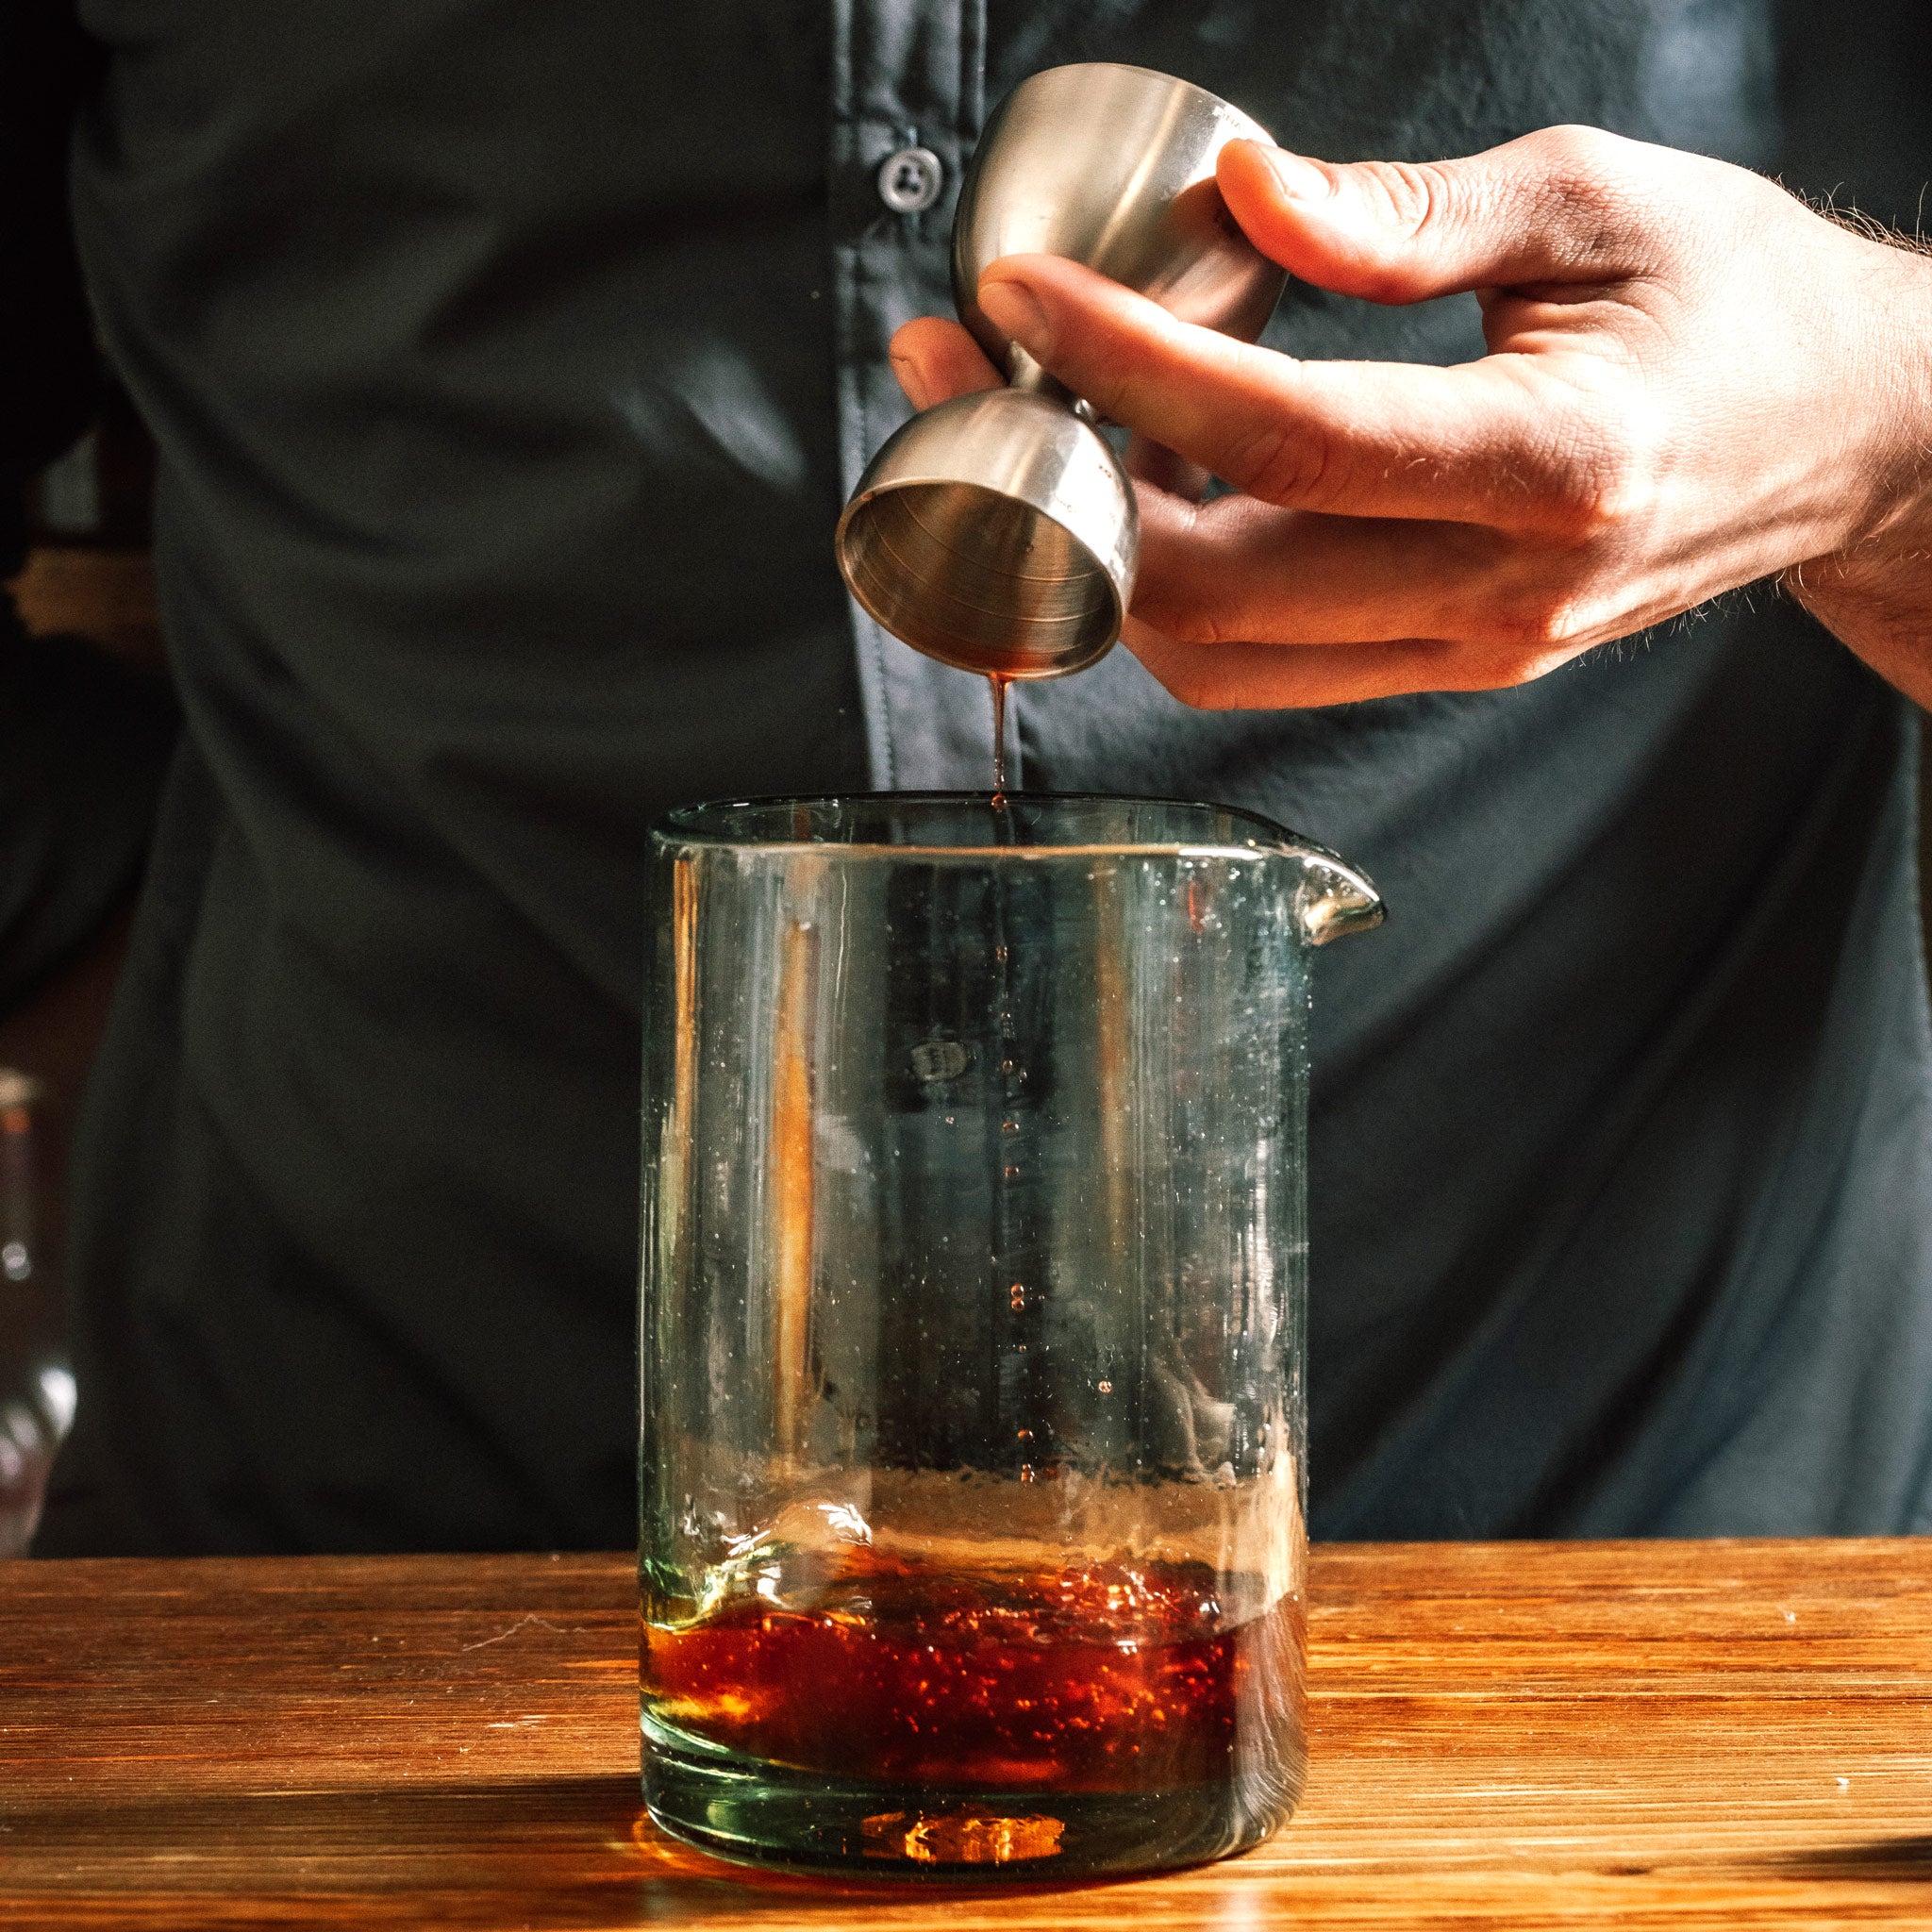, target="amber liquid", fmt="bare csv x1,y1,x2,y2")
642,1549,1302,1797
